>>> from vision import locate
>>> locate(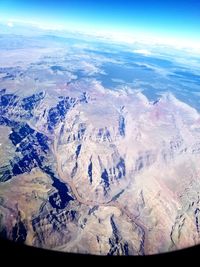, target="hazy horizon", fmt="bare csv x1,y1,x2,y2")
0,0,200,51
